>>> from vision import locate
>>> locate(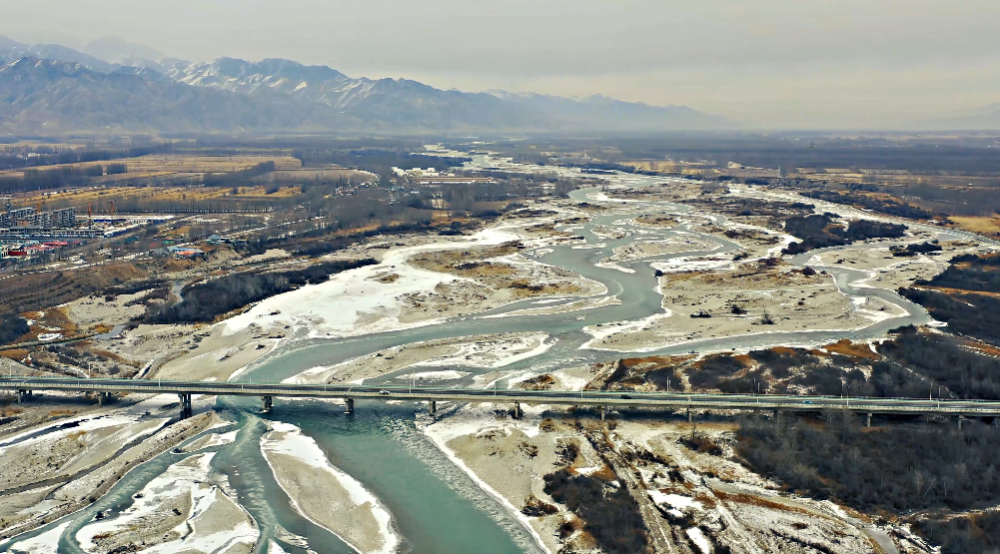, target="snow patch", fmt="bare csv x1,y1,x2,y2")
686,527,712,554
396,370,470,381
7,522,70,553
